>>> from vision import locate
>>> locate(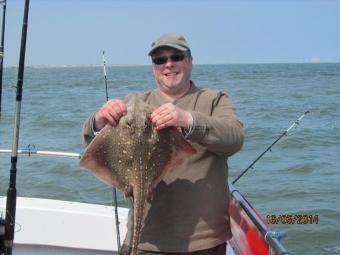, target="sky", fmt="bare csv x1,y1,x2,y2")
3,0,340,66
